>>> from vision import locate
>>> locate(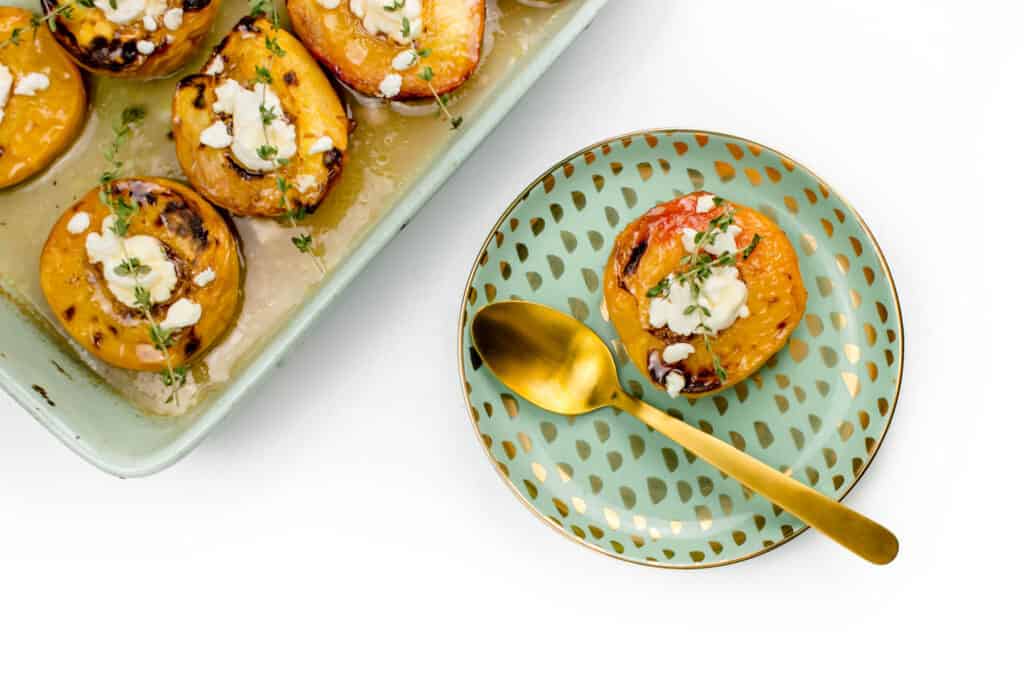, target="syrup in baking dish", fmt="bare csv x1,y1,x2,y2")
0,0,583,415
